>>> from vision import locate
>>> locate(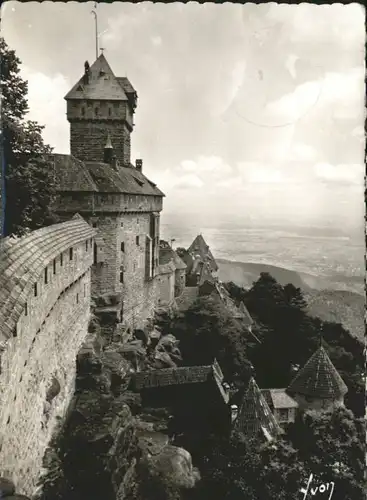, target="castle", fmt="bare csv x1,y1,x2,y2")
52,54,167,331
0,54,350,497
